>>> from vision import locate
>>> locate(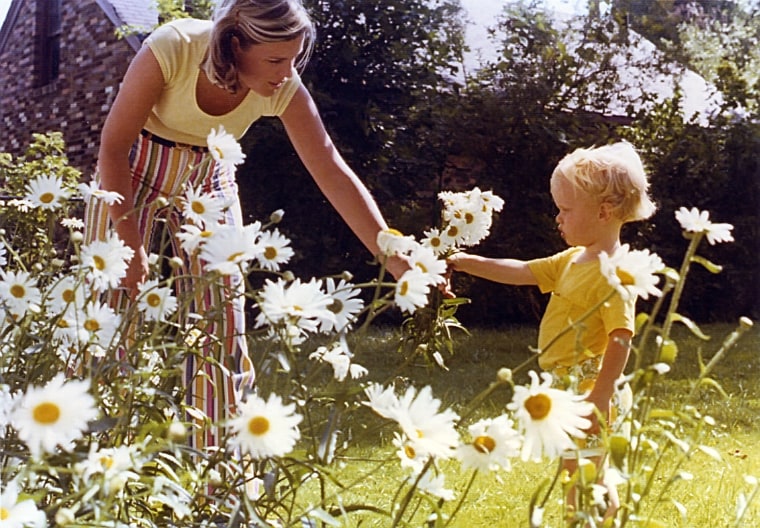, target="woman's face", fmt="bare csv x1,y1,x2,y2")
232,35,305,96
